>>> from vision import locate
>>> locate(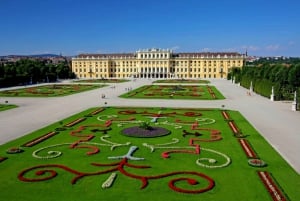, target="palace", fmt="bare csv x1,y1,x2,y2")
71,48,245,79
